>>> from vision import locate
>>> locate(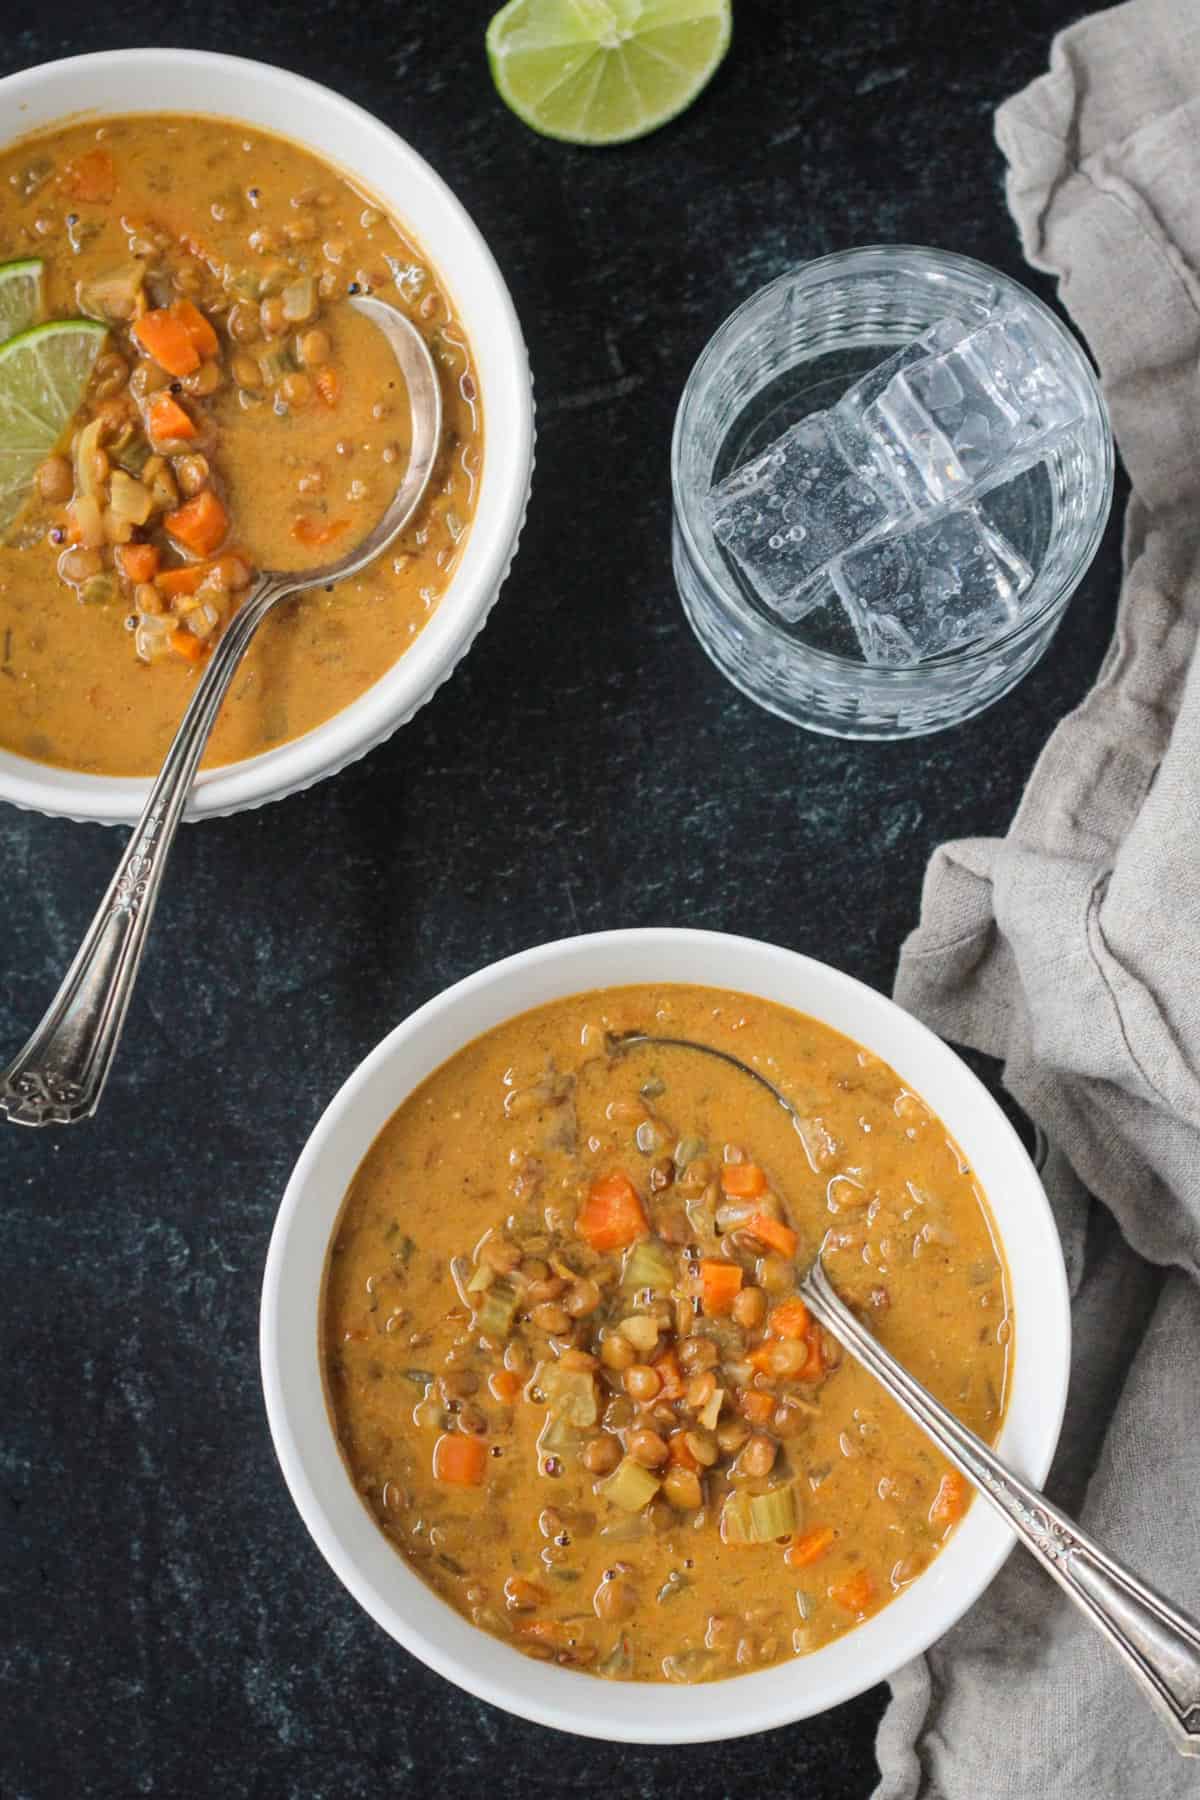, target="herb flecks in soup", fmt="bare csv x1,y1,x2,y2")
0,115,481,775
323,986,1010,1684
